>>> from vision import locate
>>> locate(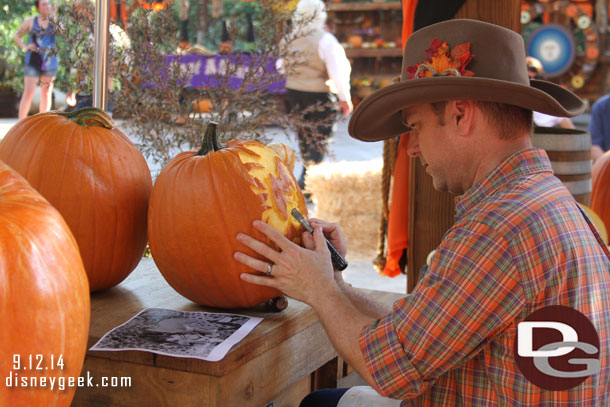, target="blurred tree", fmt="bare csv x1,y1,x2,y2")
54,0,332,172
197,0,209,45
